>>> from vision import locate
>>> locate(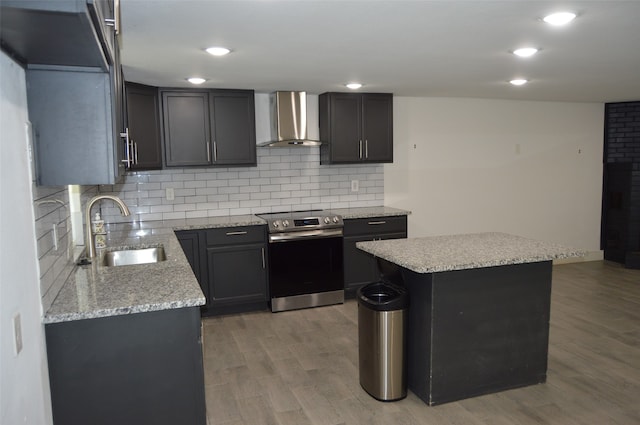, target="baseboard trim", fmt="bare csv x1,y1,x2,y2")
553,250,604,265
